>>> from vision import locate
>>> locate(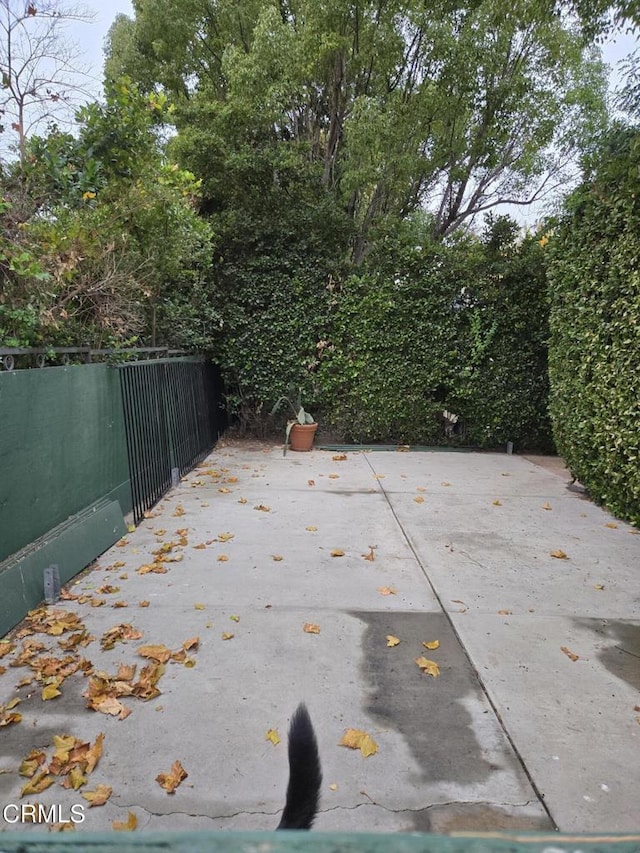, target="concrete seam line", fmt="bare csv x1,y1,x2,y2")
362,451,559,833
